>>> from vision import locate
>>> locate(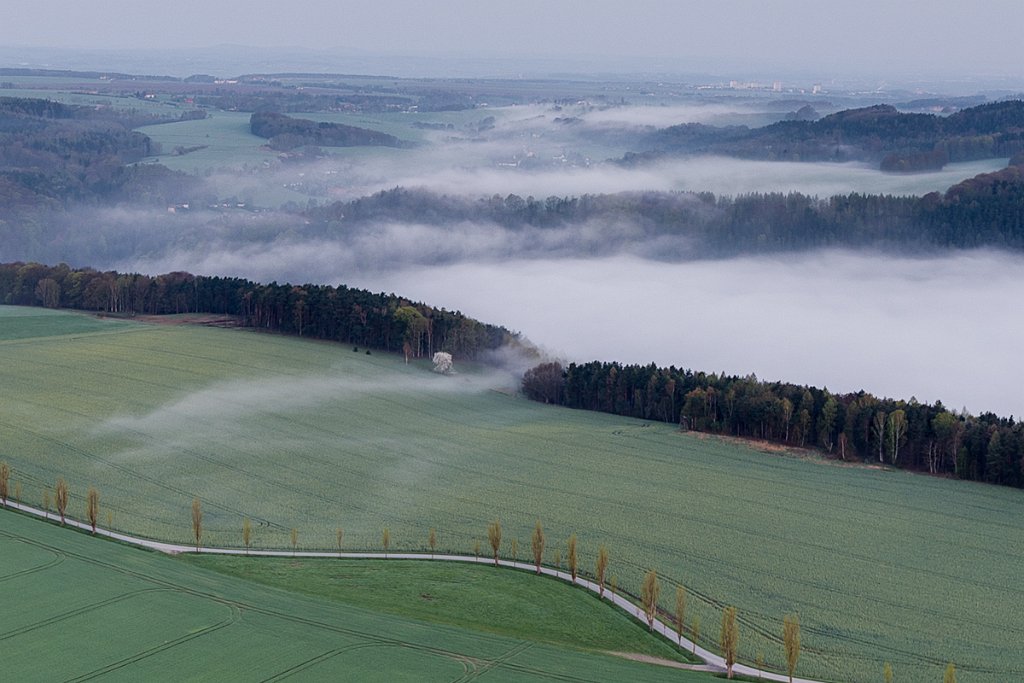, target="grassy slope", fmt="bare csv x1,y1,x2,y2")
137,112,279,172
2,306,1023,682
0,508,707,682
184,556,699,663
